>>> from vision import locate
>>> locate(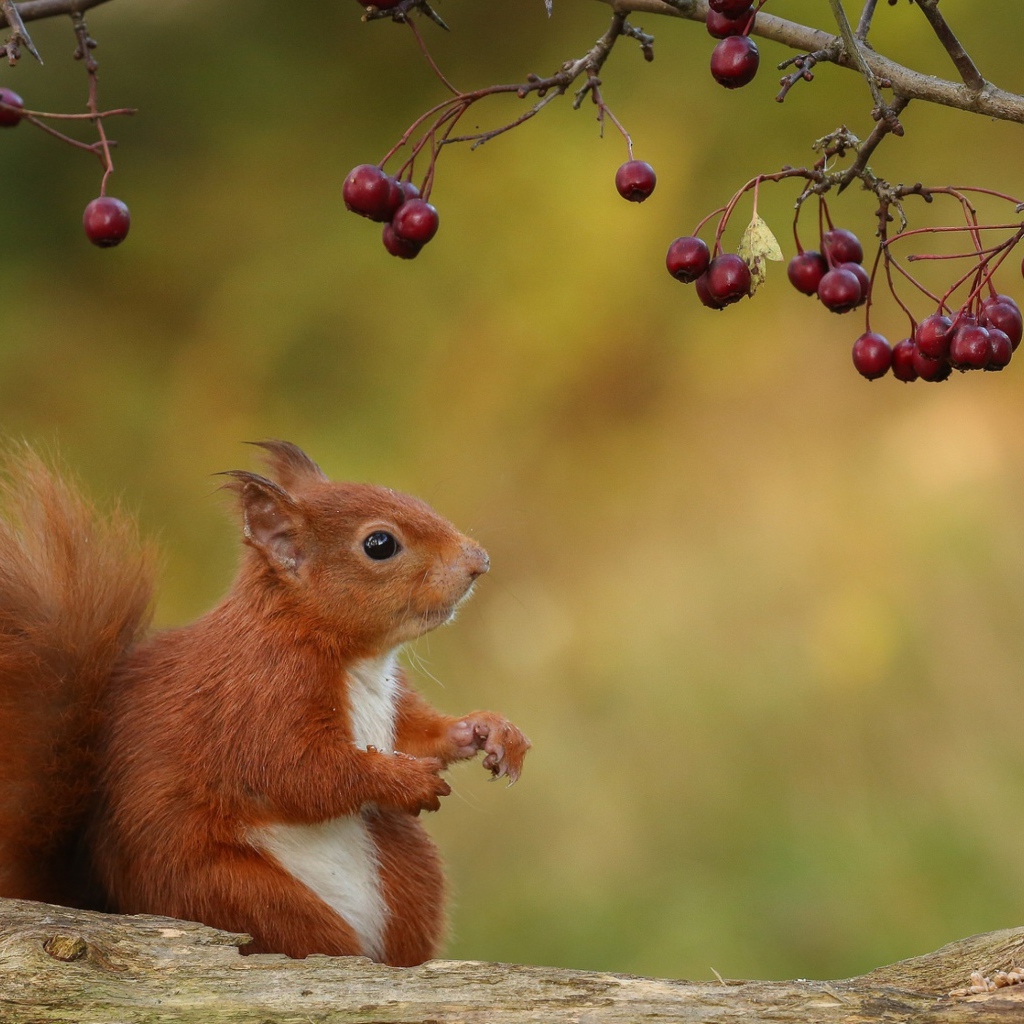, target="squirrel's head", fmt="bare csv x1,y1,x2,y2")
222,441,488,653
